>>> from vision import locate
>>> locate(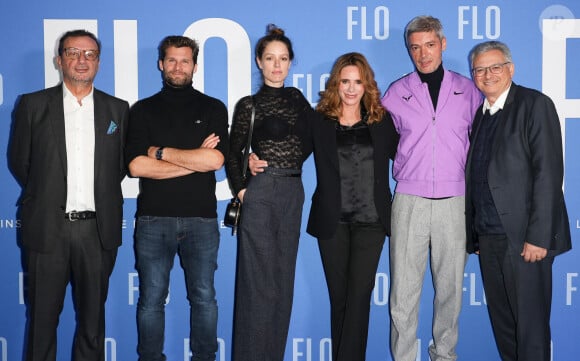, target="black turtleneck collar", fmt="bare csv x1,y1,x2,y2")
417,63,444,110
418,63,444,84
161,81,196,100
259,83,285,96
